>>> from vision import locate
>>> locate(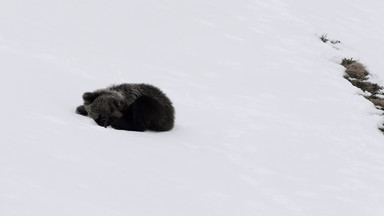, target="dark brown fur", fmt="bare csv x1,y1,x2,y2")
76,83,175,132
